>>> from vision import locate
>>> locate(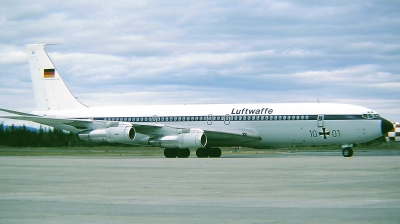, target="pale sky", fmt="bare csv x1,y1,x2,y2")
0,0,399,122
